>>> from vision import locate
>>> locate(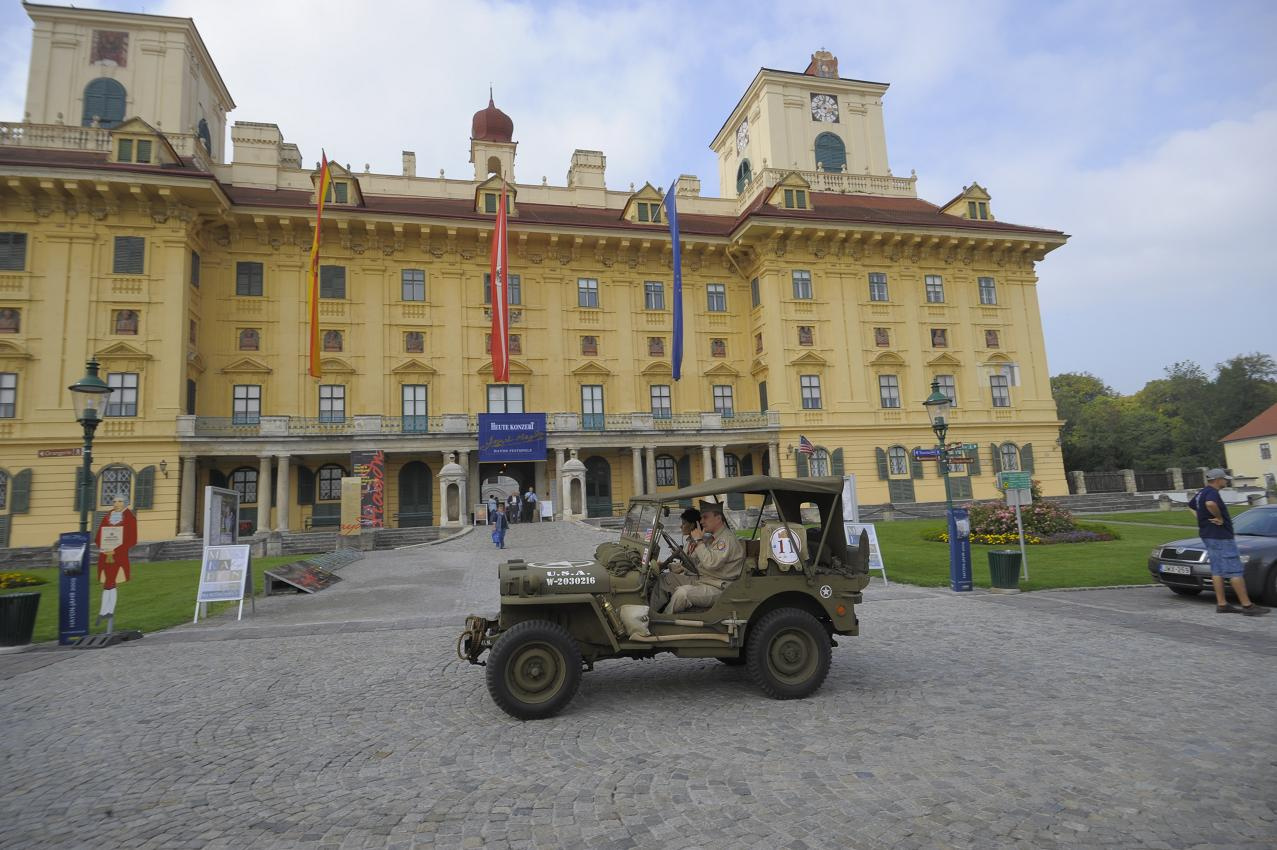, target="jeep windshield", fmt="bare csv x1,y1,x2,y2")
621,501,662,546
